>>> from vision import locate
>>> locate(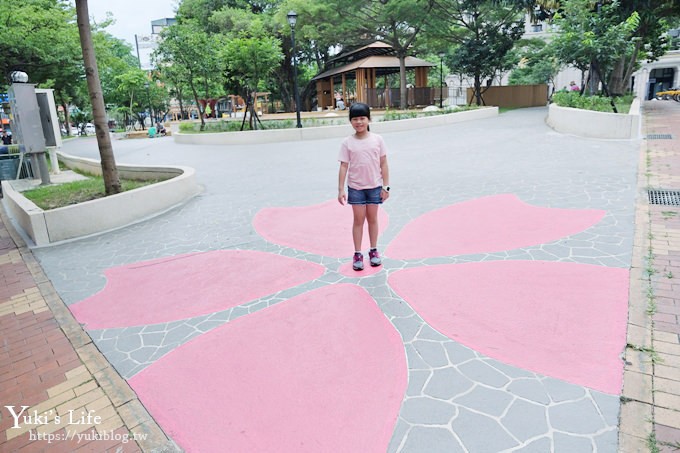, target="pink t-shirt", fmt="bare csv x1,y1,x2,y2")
338,133,387,190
